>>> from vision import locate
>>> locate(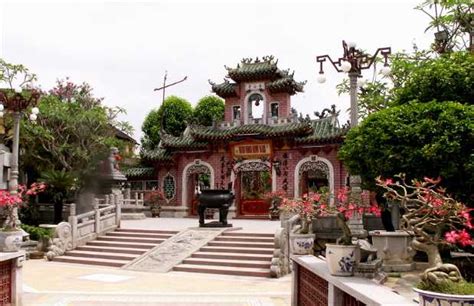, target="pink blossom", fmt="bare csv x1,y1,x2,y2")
457,229,473,247
445,231,459,244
